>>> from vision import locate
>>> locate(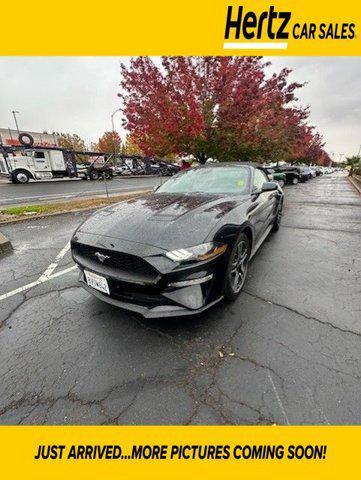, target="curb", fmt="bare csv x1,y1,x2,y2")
0,231,13,256
0,189,151,226
348,176,361,195
0,206,102,225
